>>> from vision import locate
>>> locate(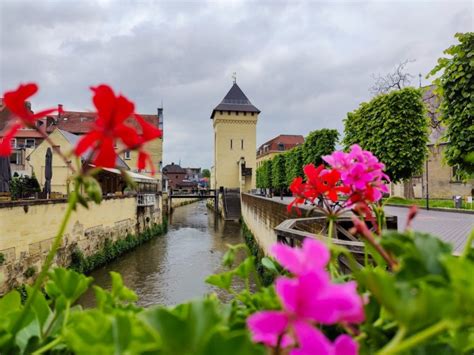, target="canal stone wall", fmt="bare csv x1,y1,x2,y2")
240,193,302,254
0,195,162,294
